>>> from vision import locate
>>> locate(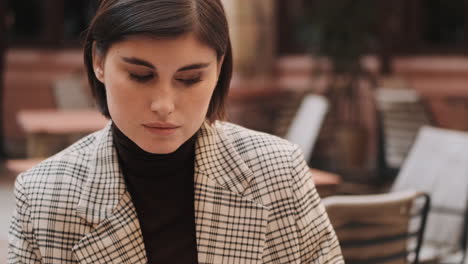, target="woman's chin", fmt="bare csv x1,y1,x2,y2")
138,141,182,154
